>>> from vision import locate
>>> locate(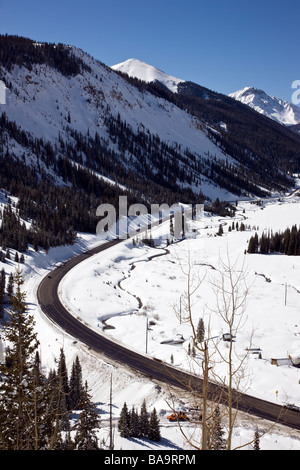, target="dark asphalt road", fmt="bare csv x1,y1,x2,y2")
37,239,300,431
